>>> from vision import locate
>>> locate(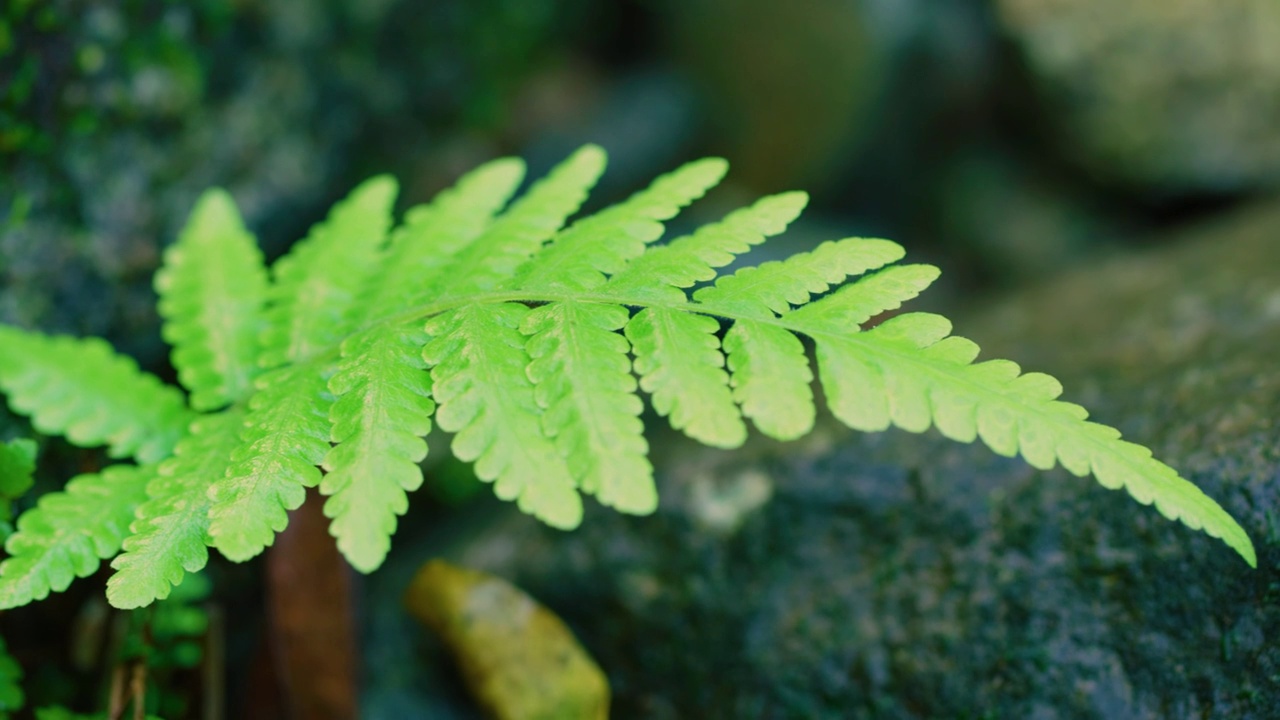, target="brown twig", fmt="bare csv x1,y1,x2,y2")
265,486,360,719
